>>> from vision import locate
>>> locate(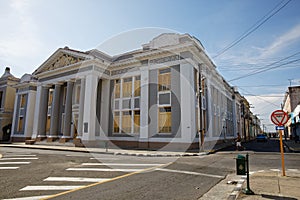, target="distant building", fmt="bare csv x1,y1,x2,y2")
283,86,300,139
0,67,19,141
11,33,251,150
